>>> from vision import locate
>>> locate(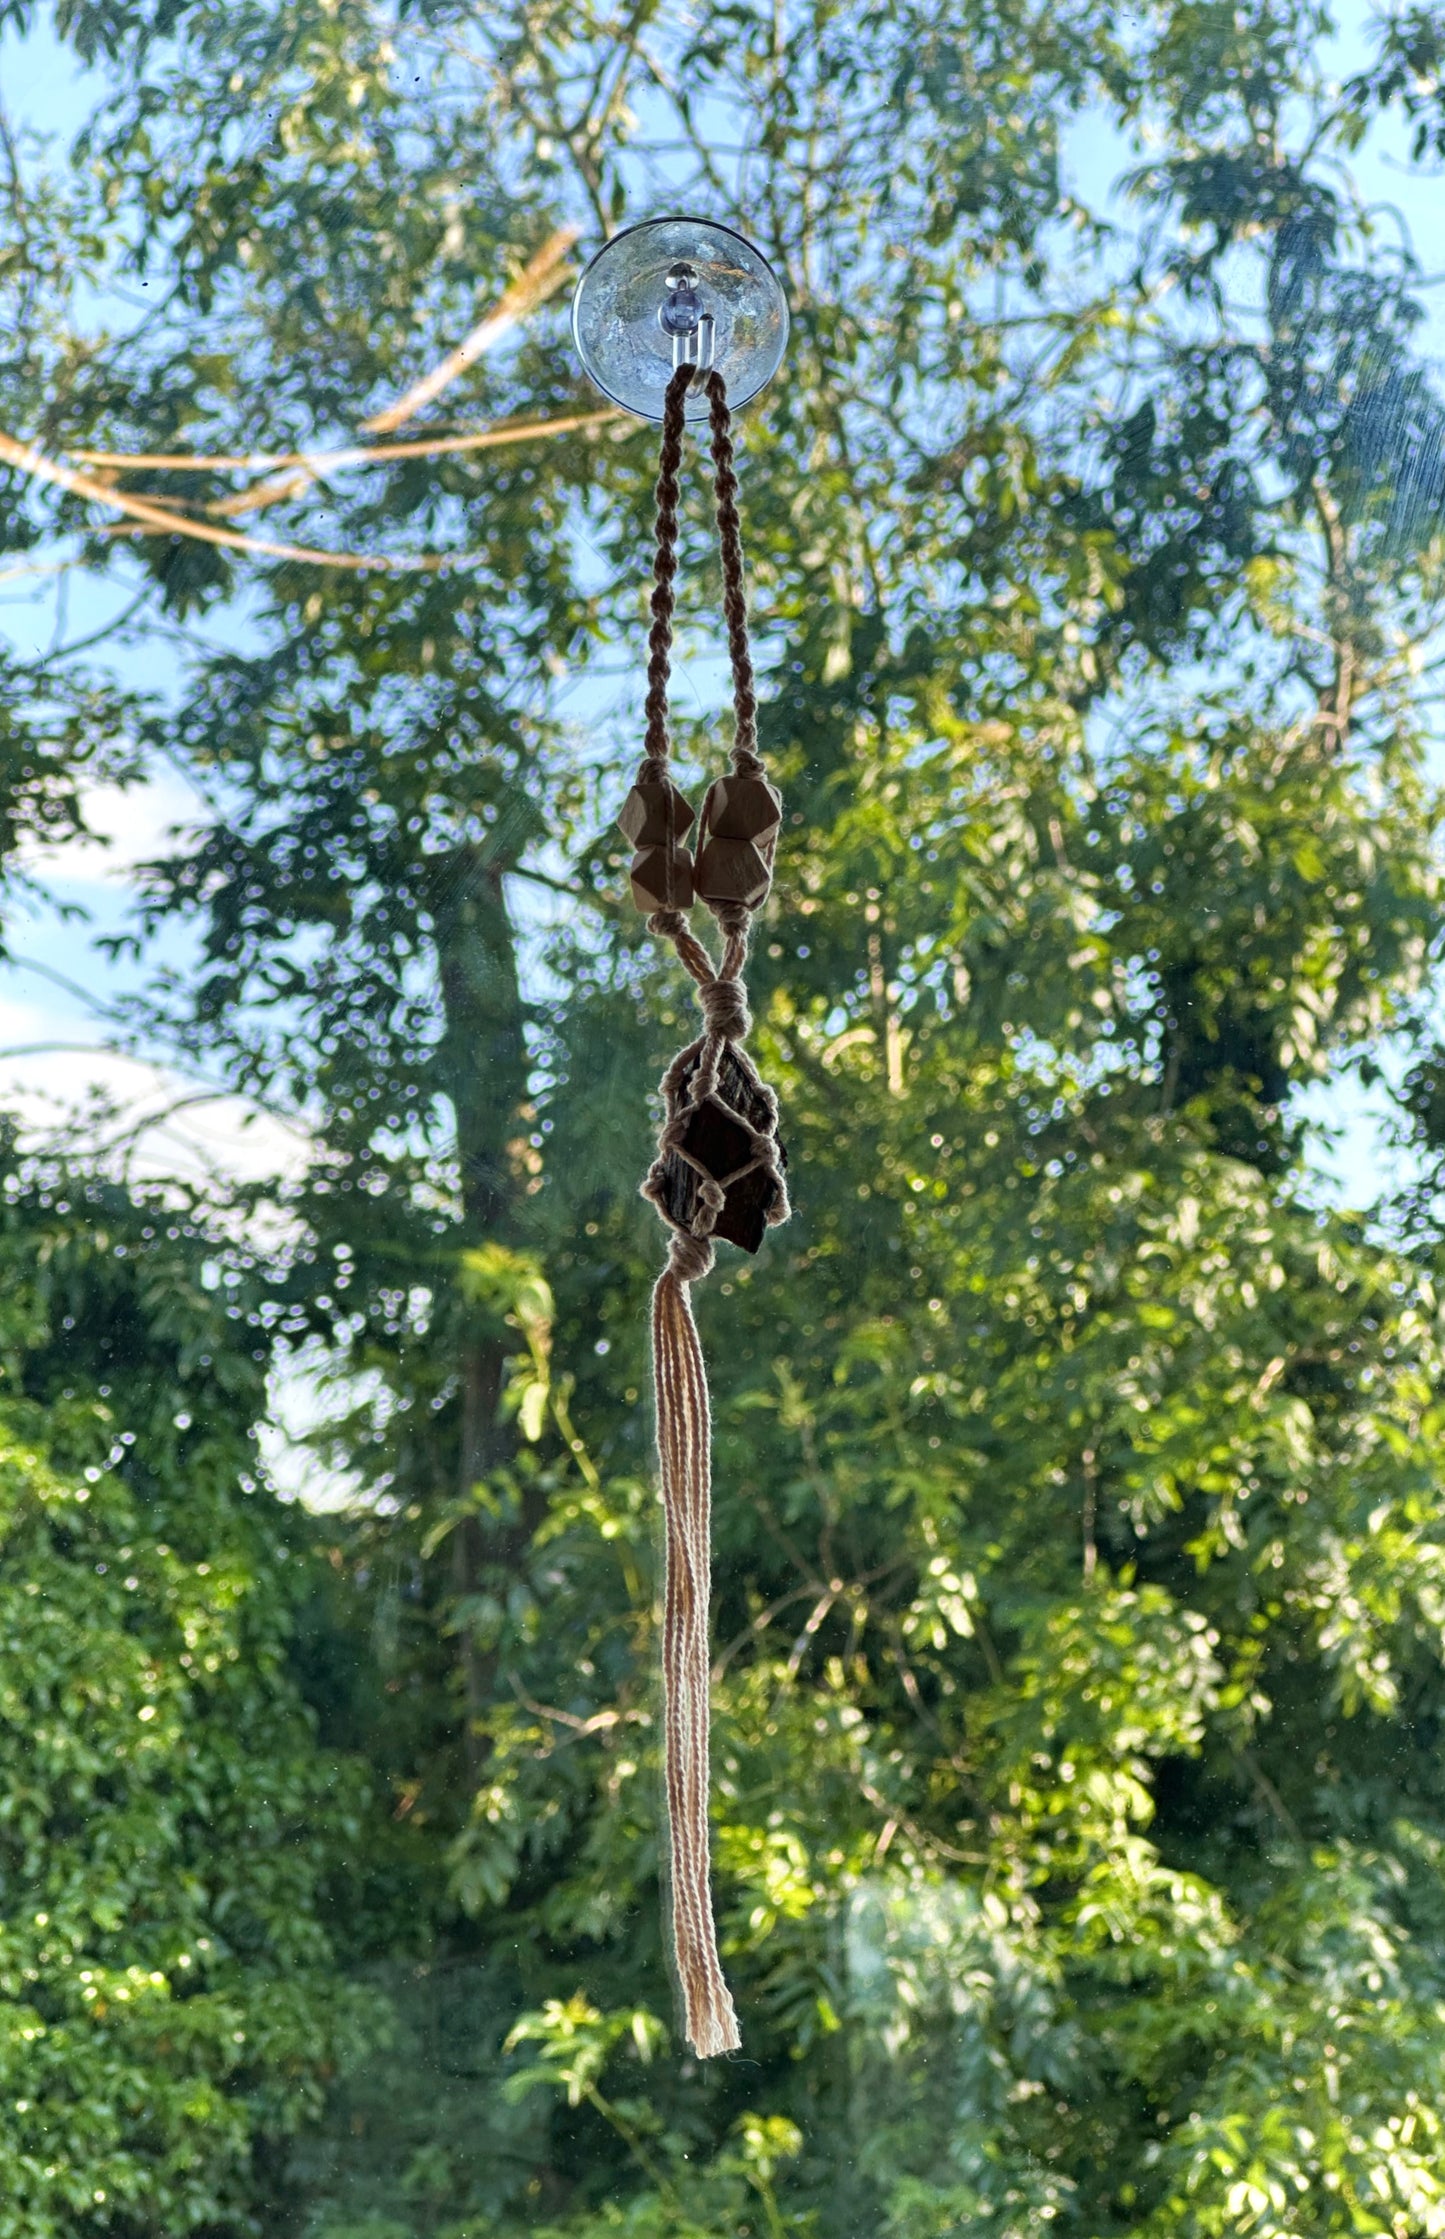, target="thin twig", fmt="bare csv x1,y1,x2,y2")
0,428,452,573
71,409,622,476
856,1774,986,1866
362,227,580,434
508,1675,645,1744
